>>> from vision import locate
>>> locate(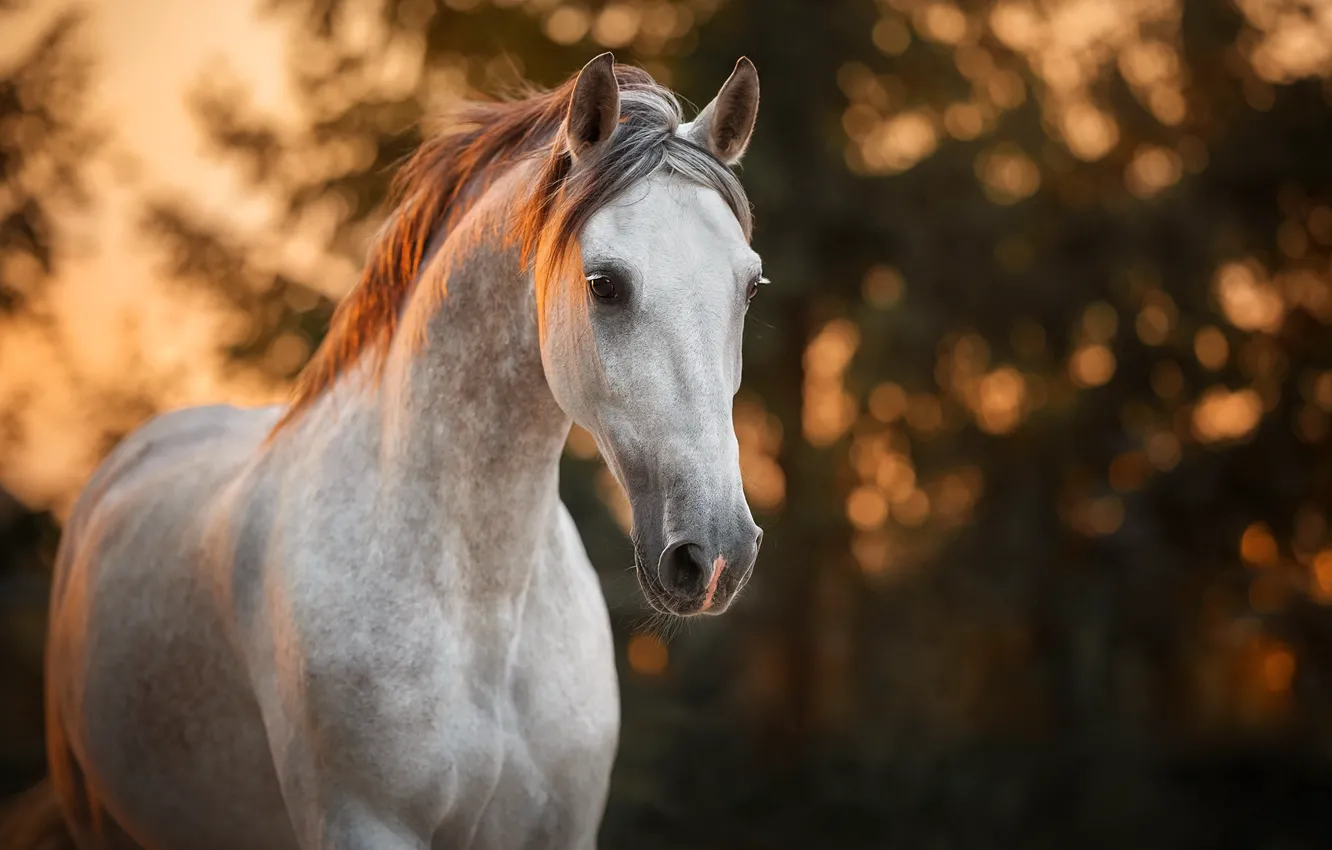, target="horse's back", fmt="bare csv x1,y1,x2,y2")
46,404,297,850
66,403,273,521
51,404,278,619
56,403,271,555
